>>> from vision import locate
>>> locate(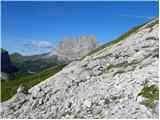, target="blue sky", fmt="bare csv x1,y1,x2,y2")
1,1,159,55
